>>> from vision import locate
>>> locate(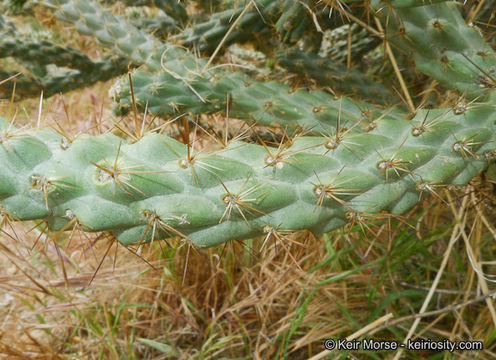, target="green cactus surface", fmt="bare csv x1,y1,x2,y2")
376,0,496,96
1,103,494,247
125,7,176,38
43,0,397,131
173,0,276,53
319,23,381,64
0,7,132,98
103,0,187,23
275,0,315,44
276,48,398,104
0,55,130,98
